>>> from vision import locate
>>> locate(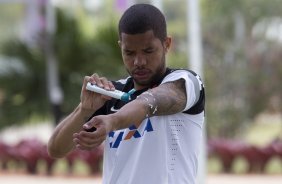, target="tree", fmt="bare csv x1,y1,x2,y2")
201,0,282,137
0,8,123,130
